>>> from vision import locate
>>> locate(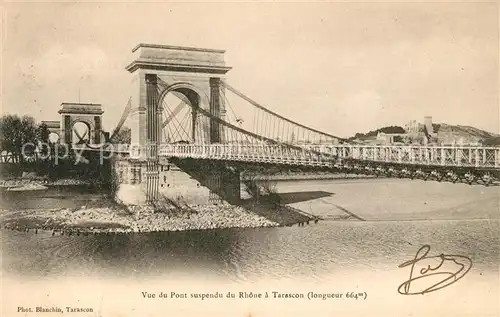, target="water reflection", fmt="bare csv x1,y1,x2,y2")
2,219,498,282
1,179,499,283
1,228,243,279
